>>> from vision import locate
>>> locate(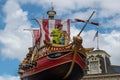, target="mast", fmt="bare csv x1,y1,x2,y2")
47,2,56,19
93,27,99,50
96,27,99,49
